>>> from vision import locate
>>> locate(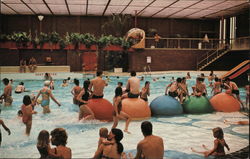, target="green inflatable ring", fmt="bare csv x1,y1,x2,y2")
183,96,213,114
